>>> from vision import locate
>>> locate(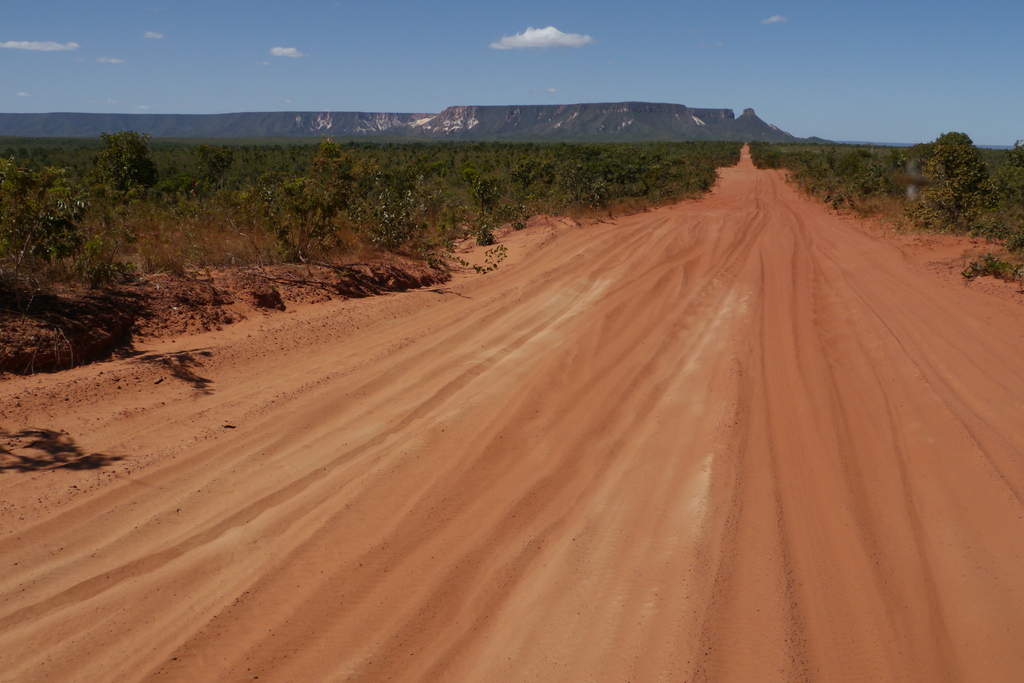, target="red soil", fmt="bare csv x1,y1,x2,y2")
2,147,1023,681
